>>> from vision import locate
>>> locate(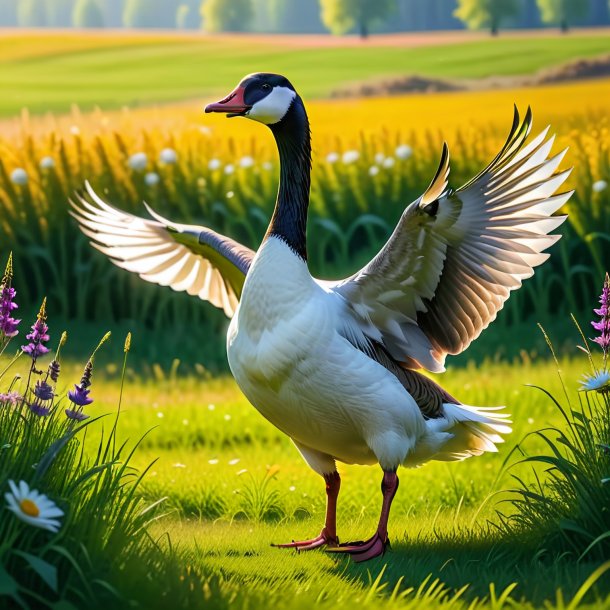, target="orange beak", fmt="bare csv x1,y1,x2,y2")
205,86,250,116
